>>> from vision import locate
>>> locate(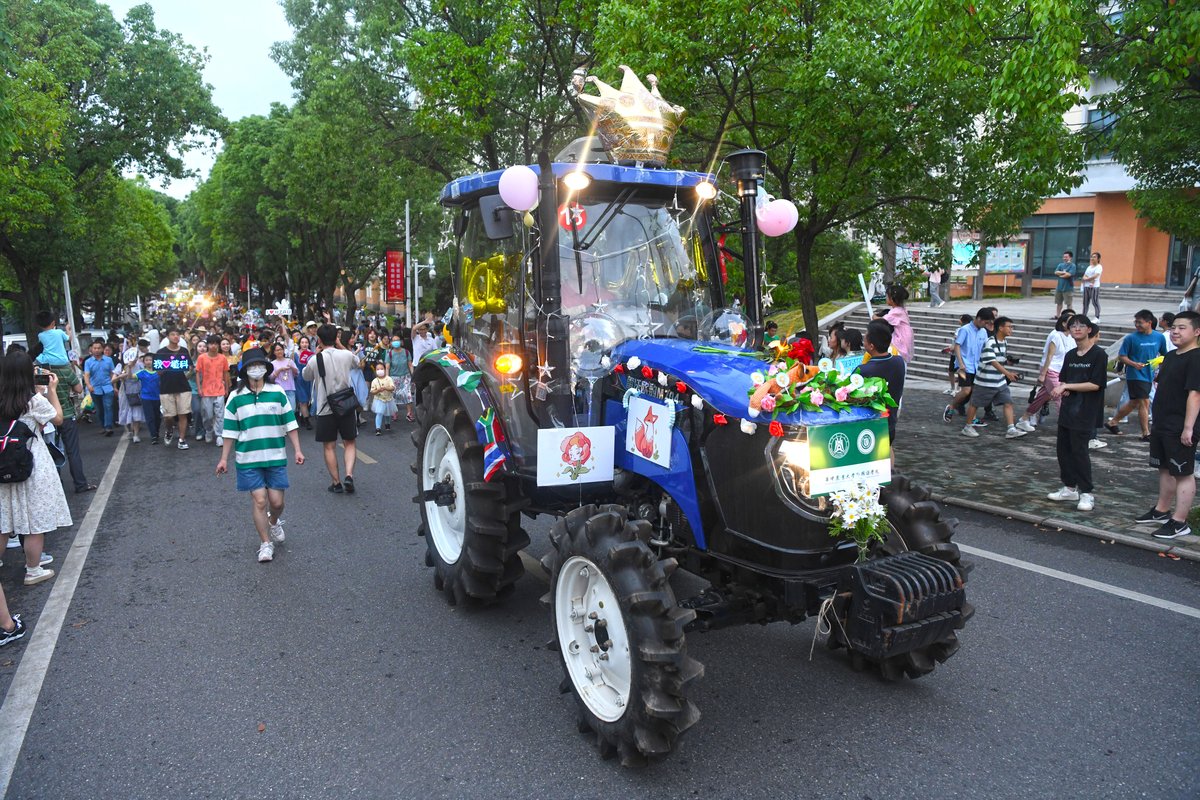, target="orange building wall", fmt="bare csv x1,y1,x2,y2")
1036,193,1173,287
